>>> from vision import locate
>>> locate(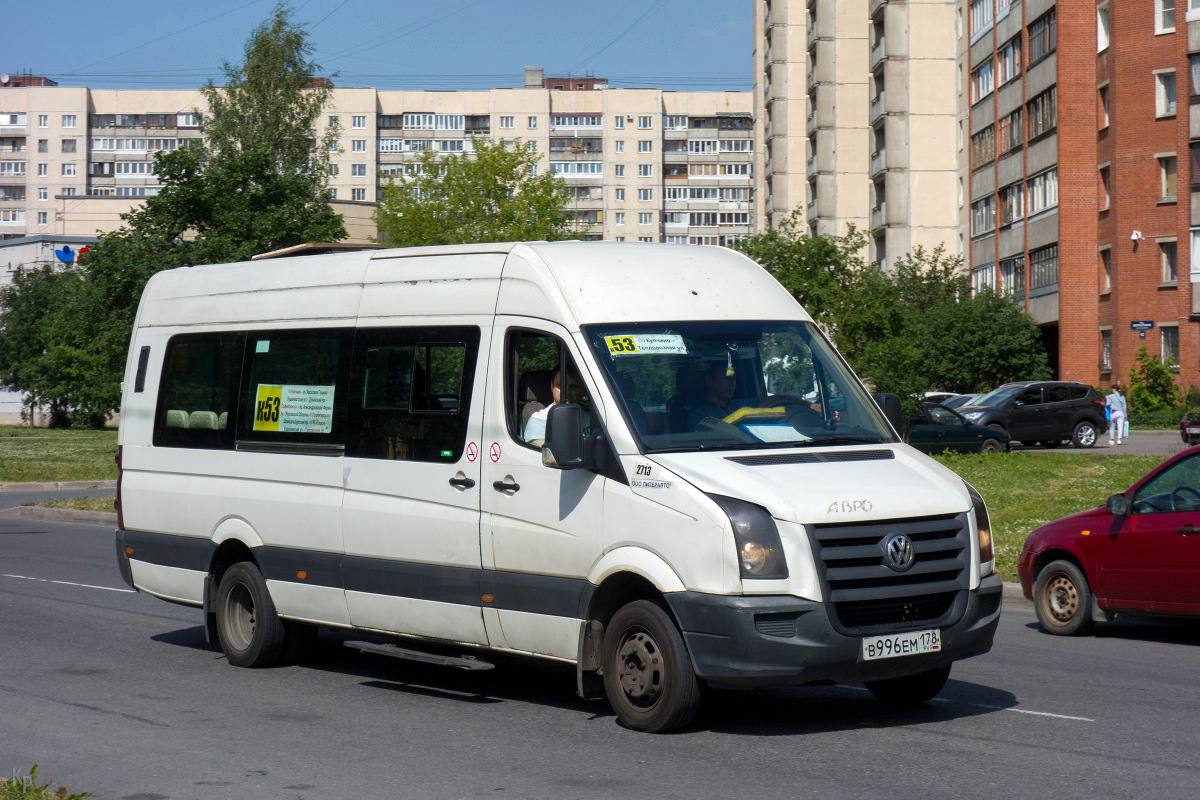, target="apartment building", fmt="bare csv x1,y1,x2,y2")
754,0,960,269
0,71,755,251
962,0,1200,387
